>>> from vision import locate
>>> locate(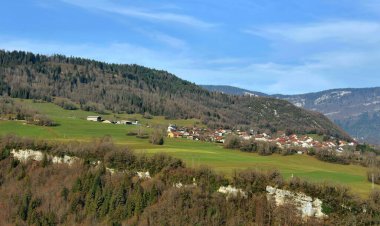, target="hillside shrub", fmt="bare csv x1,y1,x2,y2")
54,98,78,110
149,129,164,145
367,168,380,185
143,112,153,119
224,135,241,149
316,149,350,165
